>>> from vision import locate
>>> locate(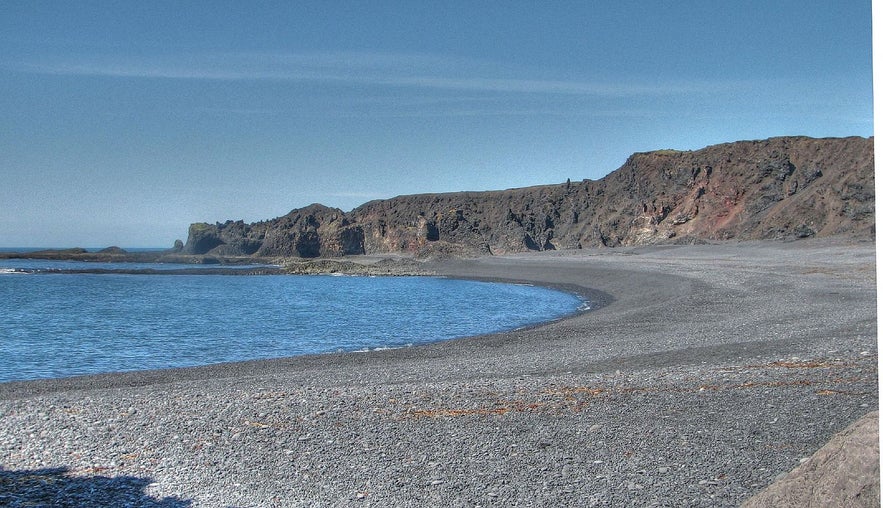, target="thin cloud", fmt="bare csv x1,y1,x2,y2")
327,106,670,120
325,191,386,199
10,51,737,97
